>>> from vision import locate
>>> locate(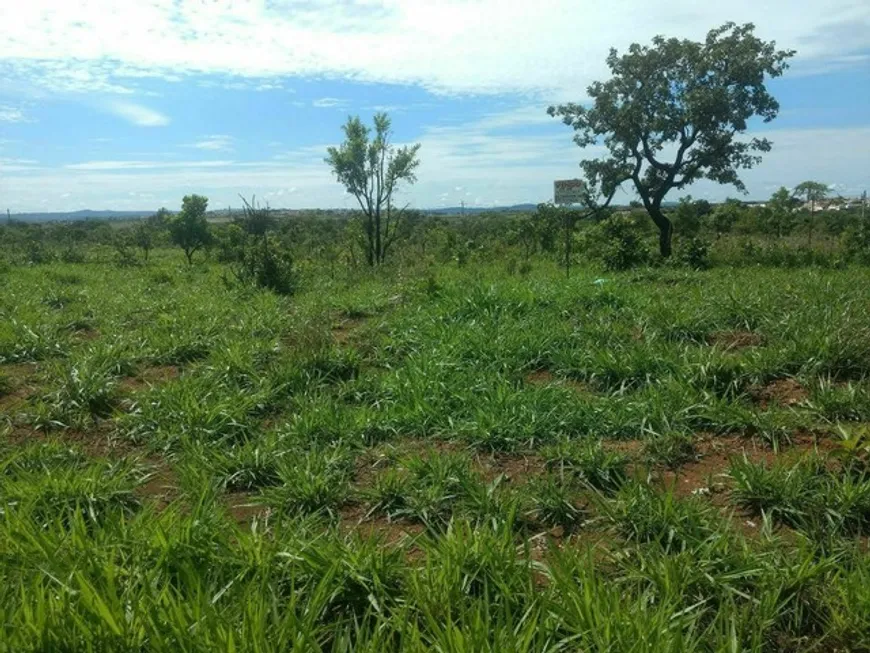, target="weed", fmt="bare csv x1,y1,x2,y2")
542,438,628,493
643,431,697,469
